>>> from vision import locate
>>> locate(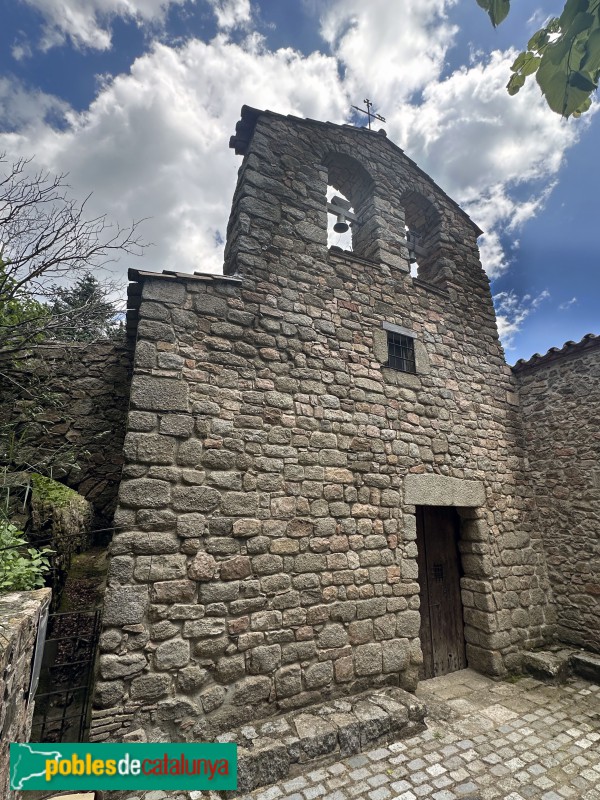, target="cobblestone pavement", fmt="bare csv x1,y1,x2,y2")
116,669,599,800
241,669,600,800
